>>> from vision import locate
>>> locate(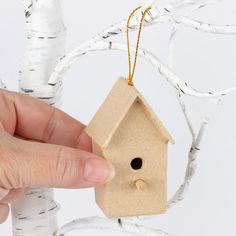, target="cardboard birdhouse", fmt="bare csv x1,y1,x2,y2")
86,77,174,218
